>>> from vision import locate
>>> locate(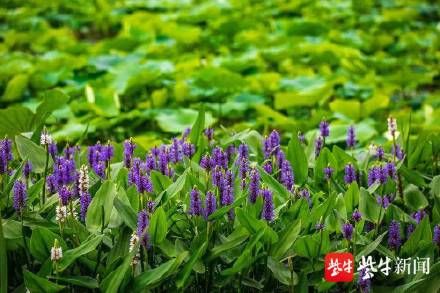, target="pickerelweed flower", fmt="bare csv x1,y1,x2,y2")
189,187,202,216
0,138,13,174
80,192,91,221
40,128,53,146
147,201,155,213
263,130,281,158
298,131,305,144
13,180,27,213
48,142,57,159
342,222,353,240
145,153,156,172
170,138,183,164
261,188,274,222
136,210,149,248
385,162,397,180
249,168,260,203
182,141,195,158
46,174,58,194
358,268,371,292
238,157,249,189
299,188,312,207
352,209,362,222
412,210,426,224
315,136,324,157
392,144,405,161
367,166,380,186
56,205,68,223
263,161,273,174
59,185,72,206
388,220,402,250
315,222,325,231
346,125,356,148
376,195,391,209
205,191,216,218
344,163,356,184
212,165,223,188
64,145,79,160
387,116,397,138
324,166,333,180
123,138,136,168
433,225,440,247
200,154,211,170
51,239,63,262
53,156,76,186
128,158,153,193
375,146,384,161
212,147,227,169
319,120,330,138
204,128,214,141
221,183,234,206
158,146,172,177
280,159,294,191
23,161,32,179
226,145,236,164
